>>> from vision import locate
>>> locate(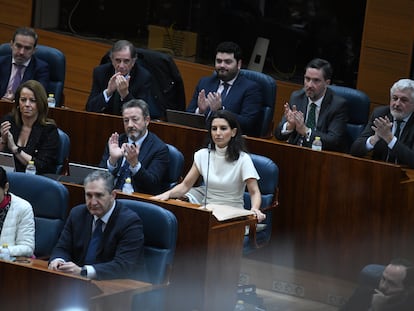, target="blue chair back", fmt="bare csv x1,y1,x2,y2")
240,69,277,137
118,199,178,284
166,144,184,189
0,43,66,107
329,85,370,147
119,199,178,311
7,172,69,258
243,154,279,254
56,128,70,175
